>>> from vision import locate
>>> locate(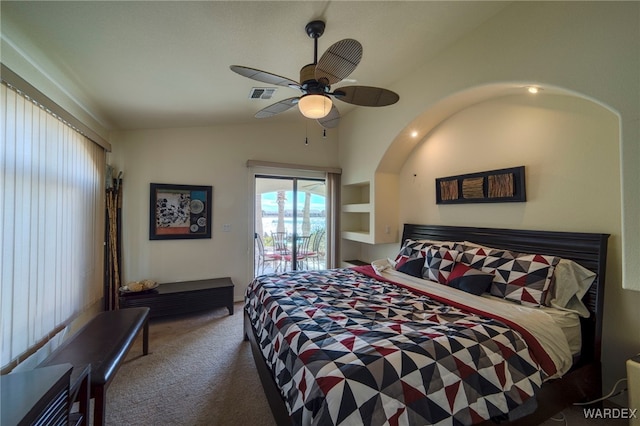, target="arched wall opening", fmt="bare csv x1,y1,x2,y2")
363,82,634,407
368,82,622,263
394,85,620,232
377,83,621,174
